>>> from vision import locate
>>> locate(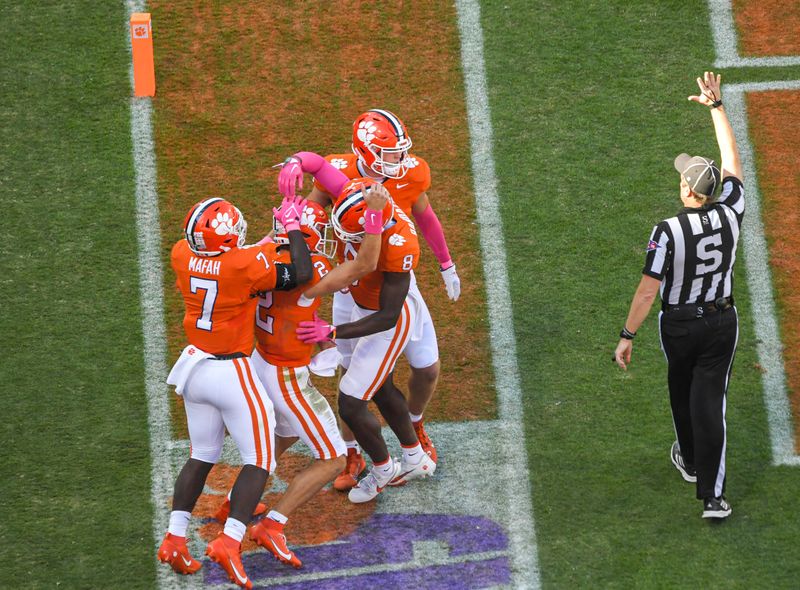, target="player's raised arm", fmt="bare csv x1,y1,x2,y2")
688,71,742,181
278,151,350,199
274,195,313,284
302,182,389,298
